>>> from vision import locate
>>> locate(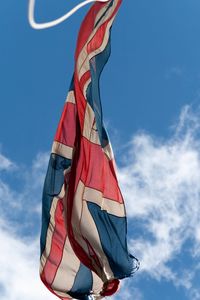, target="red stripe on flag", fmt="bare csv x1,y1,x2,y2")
54,102,77,147
41,199,67,286
75,0,122,60
66,131,100,273
74,0,122,133
87,22,107,54
80,70,91,92
77,137,123,203
74,74,87,132
75,2,106,61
